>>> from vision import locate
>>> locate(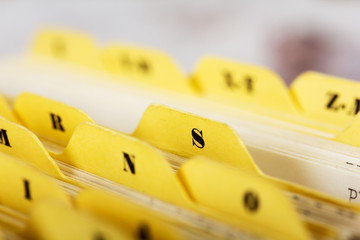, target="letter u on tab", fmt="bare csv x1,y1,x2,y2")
55,122,192,207
134,104,259,173
191,57,297,113
178,157,310,240
31,28,102,69
102,44,193,94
